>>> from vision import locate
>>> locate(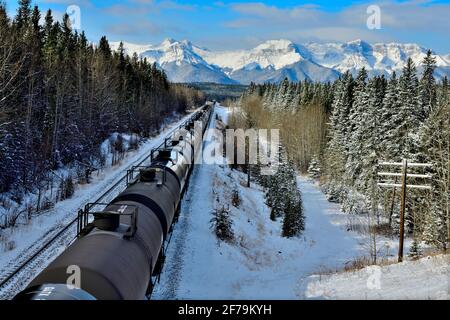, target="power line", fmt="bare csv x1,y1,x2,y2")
377,159,433,262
